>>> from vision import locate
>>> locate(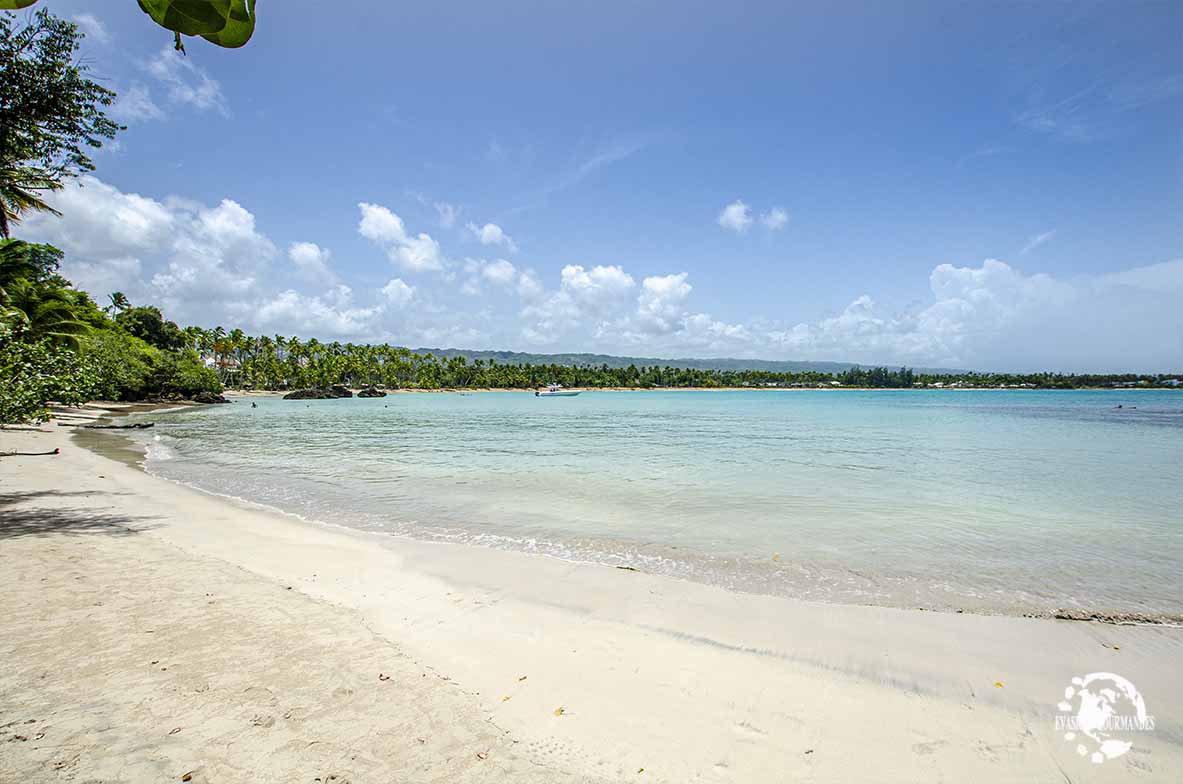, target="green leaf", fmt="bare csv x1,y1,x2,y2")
201,0,256,48
0,0,40,8
137,0,232,37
